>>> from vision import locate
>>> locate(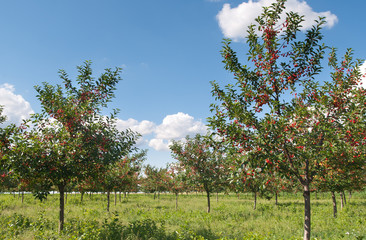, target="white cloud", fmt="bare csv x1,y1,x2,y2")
148,138,171,151
149,112,208,151
216,0,338,41
360,61,366,88
116,112,207,152
154,112,207,140
116,118,156,135
0,83,34,125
